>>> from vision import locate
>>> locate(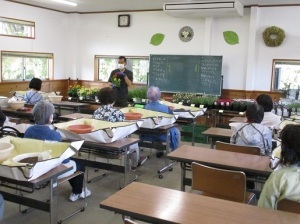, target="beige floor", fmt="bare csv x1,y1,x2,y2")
1,139,211,224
